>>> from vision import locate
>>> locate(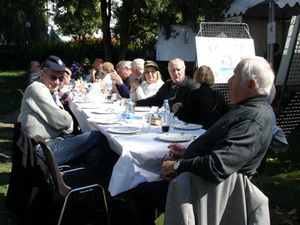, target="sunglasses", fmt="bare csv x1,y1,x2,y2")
49,75,64,82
